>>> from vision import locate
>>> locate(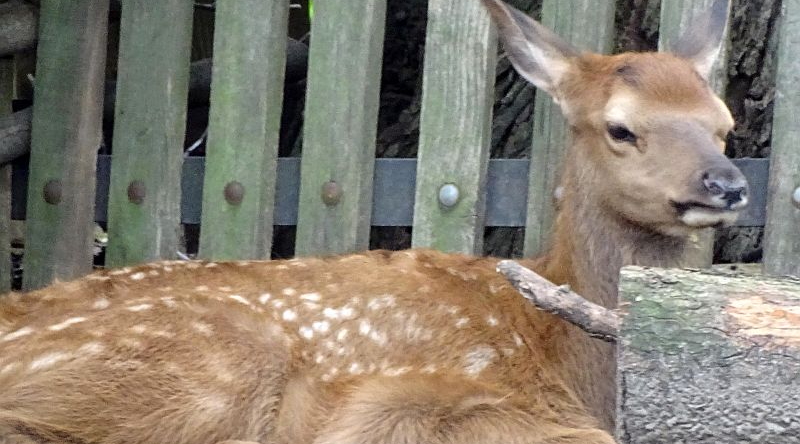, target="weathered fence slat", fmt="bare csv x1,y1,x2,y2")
411,0,496,254
658,0,731,268
763,0,800,277
294,0,386,256
523,0,616,257
0,57,12,293
105,0,194,267
22,0,108,290
198,0,288,260
617,266,800,443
